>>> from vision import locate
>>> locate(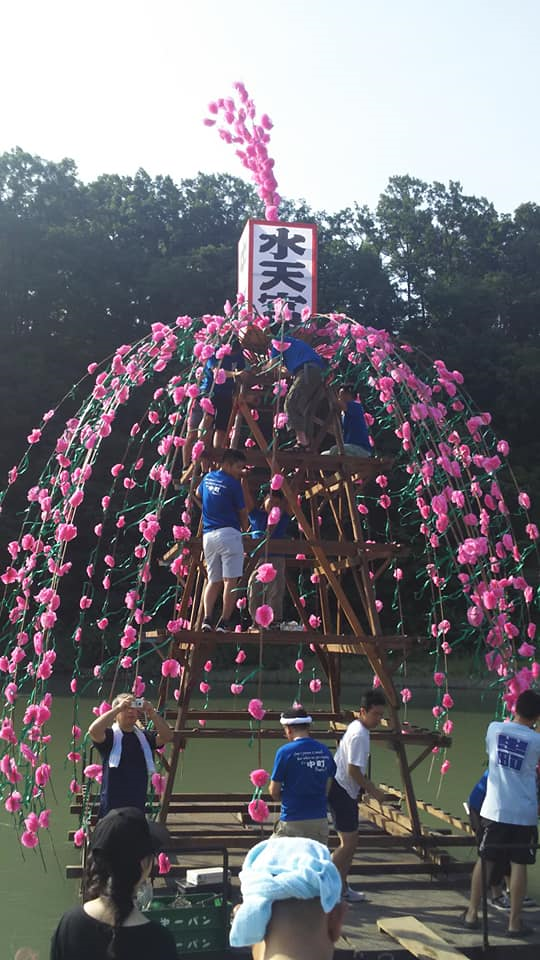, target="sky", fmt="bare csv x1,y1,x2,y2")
2,0,540,216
